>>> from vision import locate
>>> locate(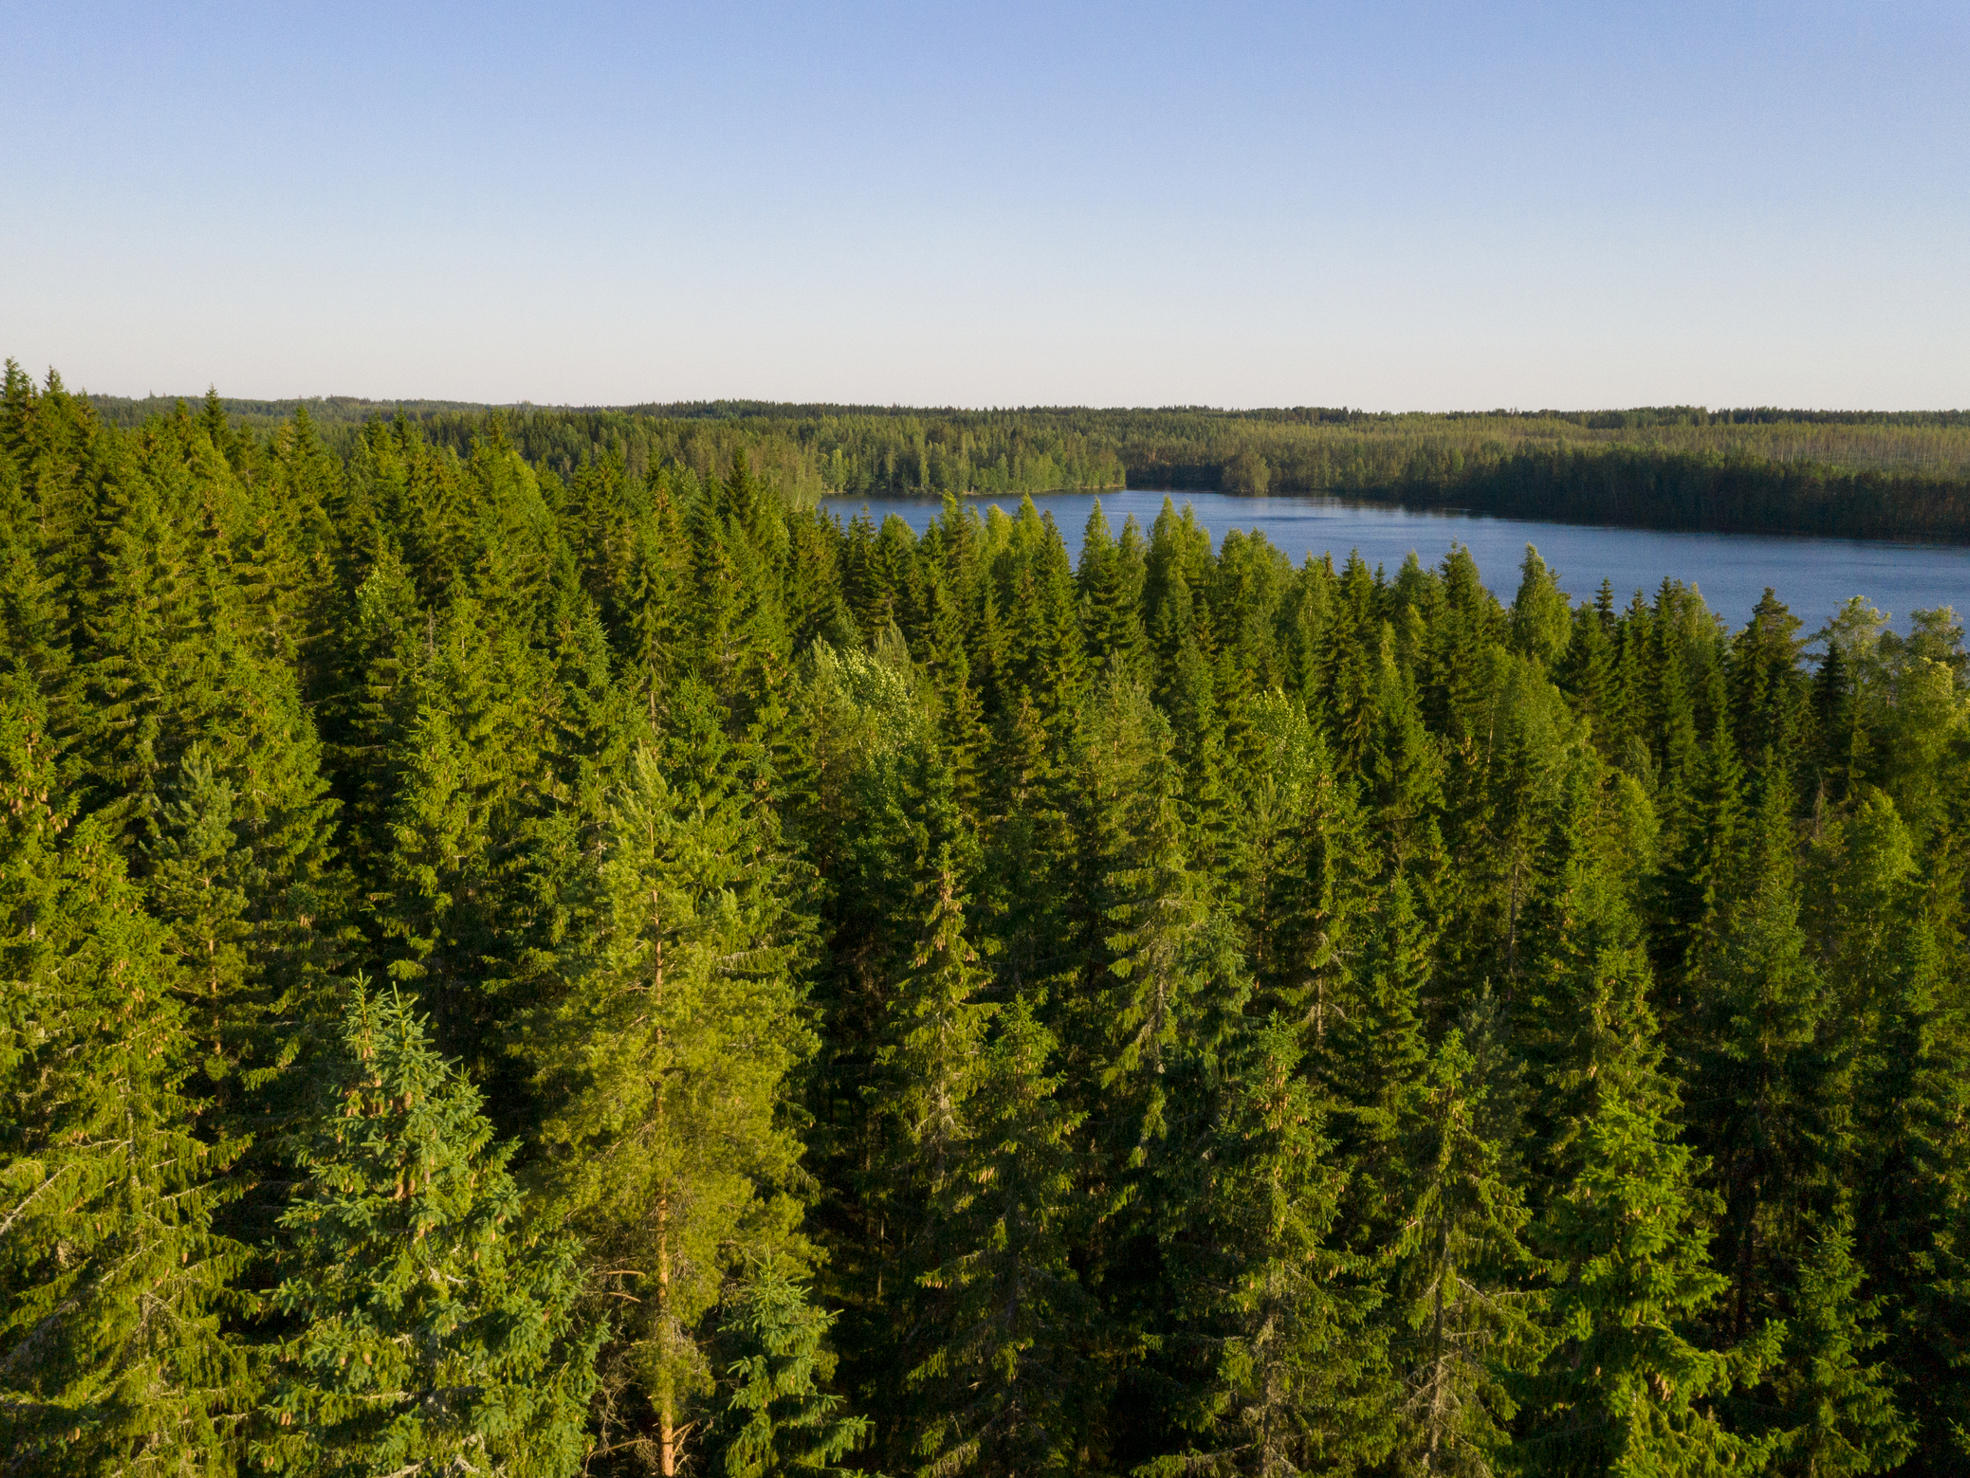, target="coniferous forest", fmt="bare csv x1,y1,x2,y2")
87,391,1970,543
6,363,1970,1478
